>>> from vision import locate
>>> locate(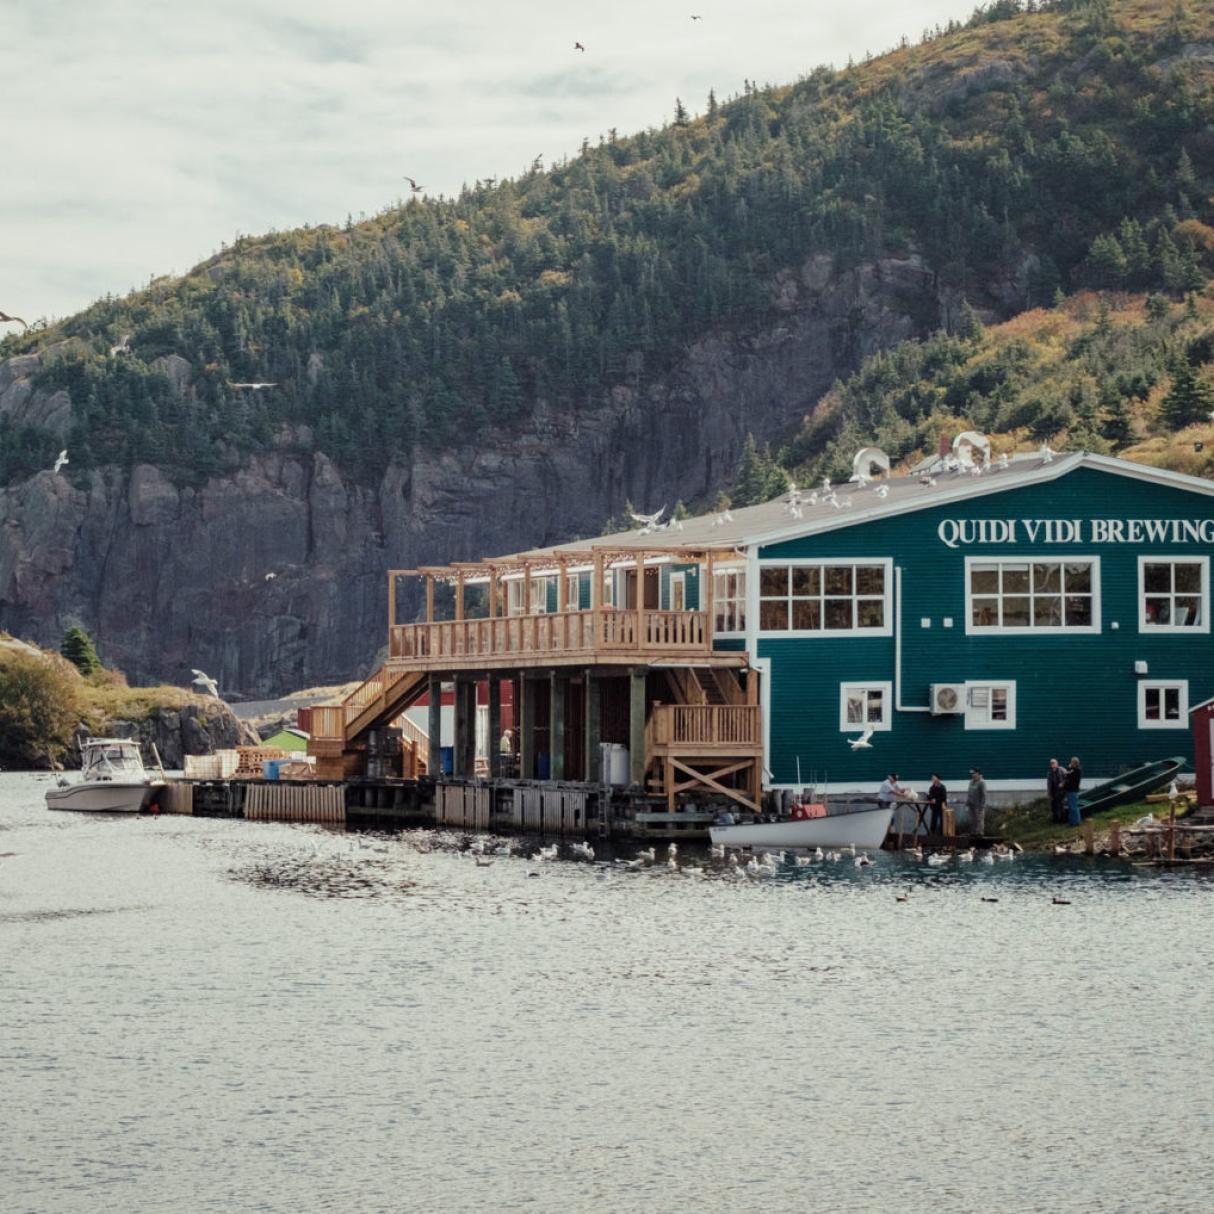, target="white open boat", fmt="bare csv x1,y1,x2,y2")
709,805,894,851
45,738,163,814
